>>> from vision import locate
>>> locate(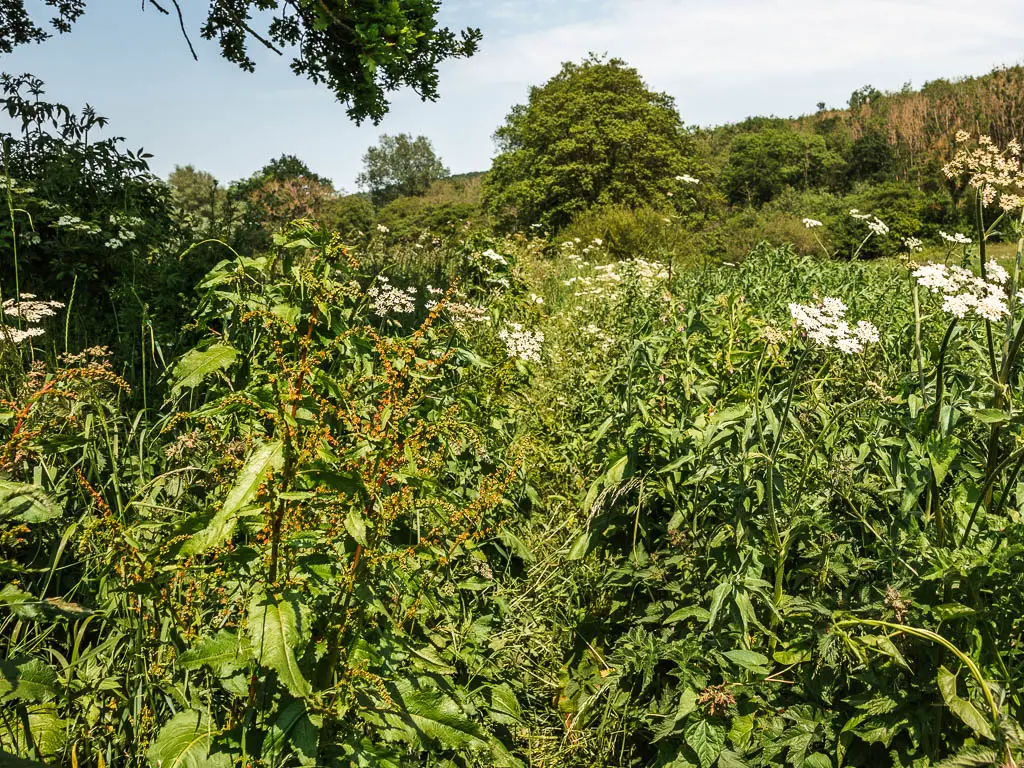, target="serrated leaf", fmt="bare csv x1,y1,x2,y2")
0,584,44,620
247,591,311,698
489,683,522,725
147,710,231,768
181,440,283,556
391,679,489,749
171,343,237,393
0,481,60,523
177,631,252,677
937,666,994,740
684,719,725,768
804,754,832,768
